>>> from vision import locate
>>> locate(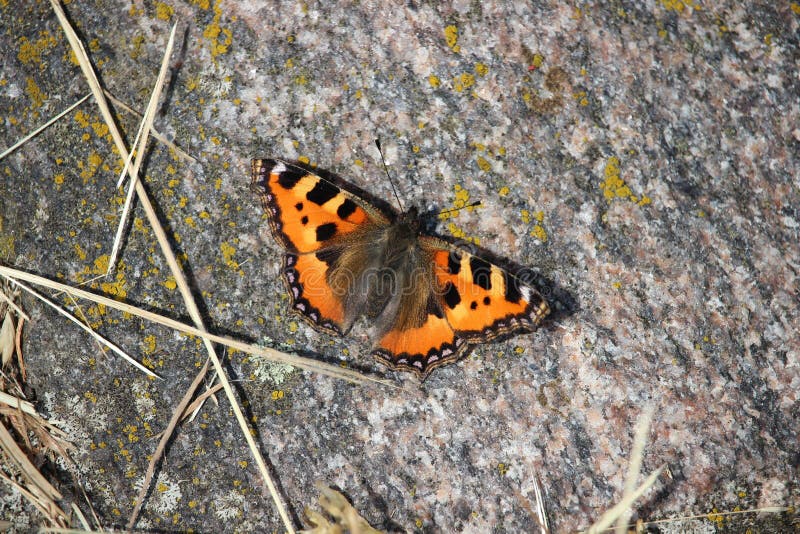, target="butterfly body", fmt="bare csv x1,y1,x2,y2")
251,158,549,378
